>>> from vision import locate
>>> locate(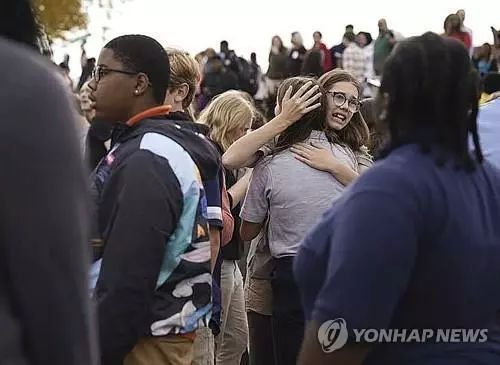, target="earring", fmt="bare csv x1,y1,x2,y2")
134,89,139,95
